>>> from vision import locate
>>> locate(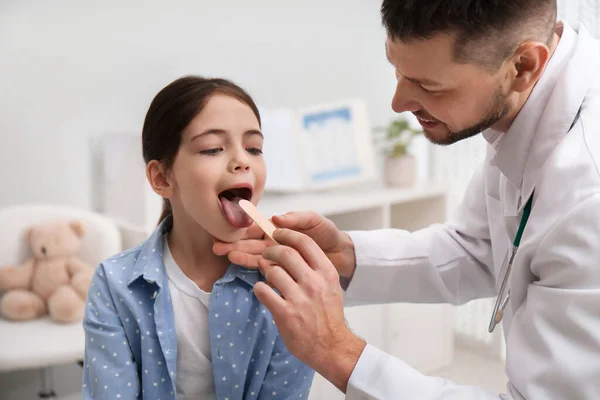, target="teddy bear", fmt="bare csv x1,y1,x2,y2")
0,220,94,323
